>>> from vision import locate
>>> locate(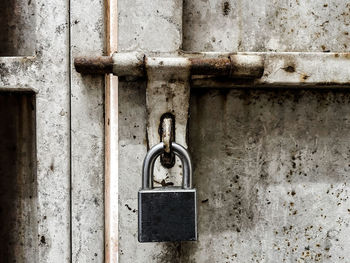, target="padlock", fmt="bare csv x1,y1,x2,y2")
138,142,197,242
